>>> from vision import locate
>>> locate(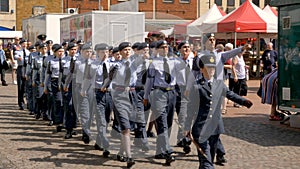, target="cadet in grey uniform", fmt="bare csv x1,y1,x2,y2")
82,43,111,157
143,40,185,163
14,39,29,110
184,54,253,169
25,45,37,115
175,40,194,147
44,44,65,132
63,42,78,139
133,42,150,151
32,43,48,119
108,42,137,168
